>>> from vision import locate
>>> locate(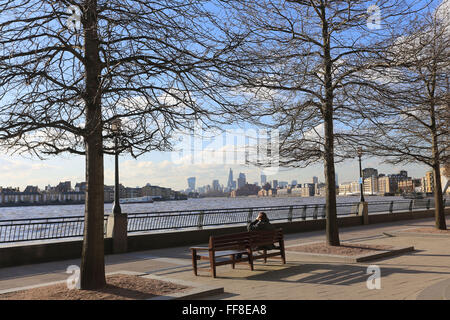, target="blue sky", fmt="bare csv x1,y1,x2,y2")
0,0,442,191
